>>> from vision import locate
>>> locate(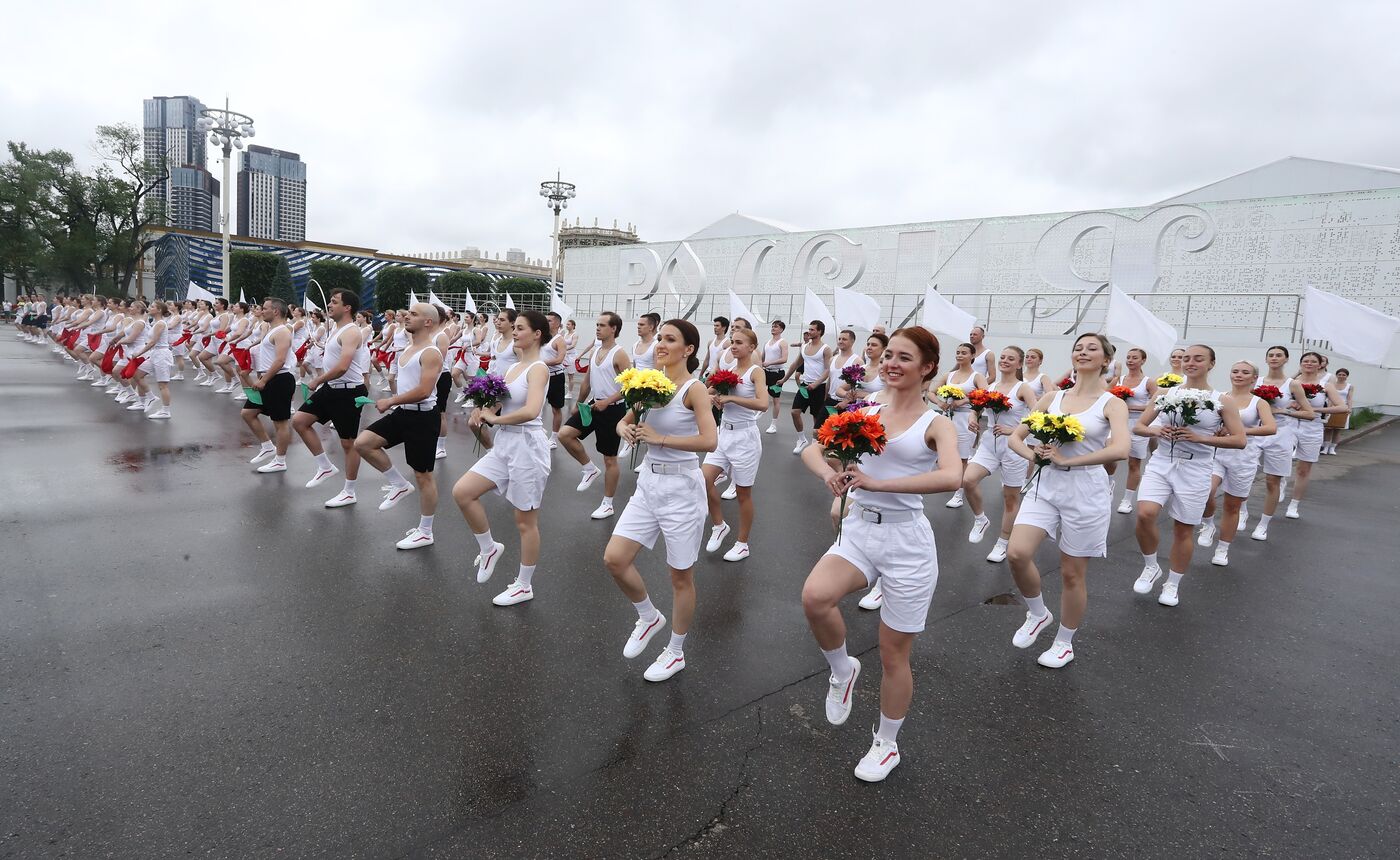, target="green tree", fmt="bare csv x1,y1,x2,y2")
307,259,364,307
494,276,551,312
434,270,496,310
374,265,429,312
229,250,287,303
91,123,168,297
